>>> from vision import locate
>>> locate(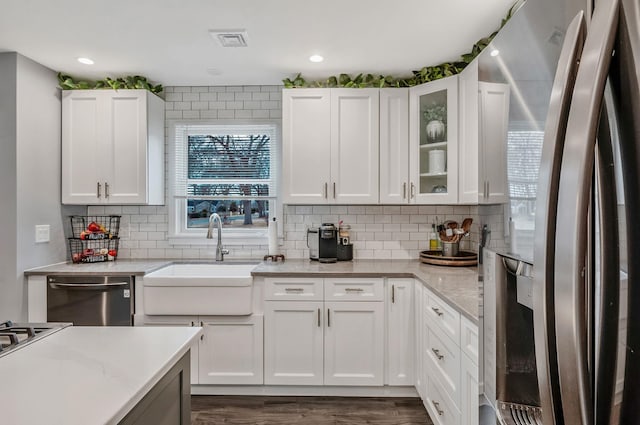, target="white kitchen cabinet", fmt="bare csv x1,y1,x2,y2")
198,315,263,385
141,314,263,386
324,301,384,386
460,352,479,425
416,283,478,425
141,315,200,384
387,278,415,386
264,300,324,385
264,277,385,386
282,88,379,204
379,88,410,204
409,76,459,204
62,89,164,205
458,61,510,204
